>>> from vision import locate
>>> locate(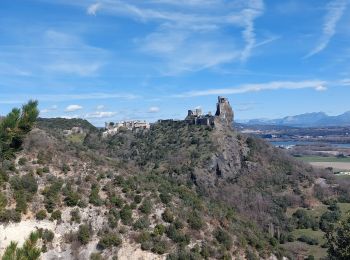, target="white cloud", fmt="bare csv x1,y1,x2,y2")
176,80,328,97
85,111,116,118
49,0,268,73
40,105,58,114
60,115,79,119
148,106,160,113
87,3,101,16
306,0,348,58
48,62,102,76
239,0,265,62
65,104,83,112
96,105,105,110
